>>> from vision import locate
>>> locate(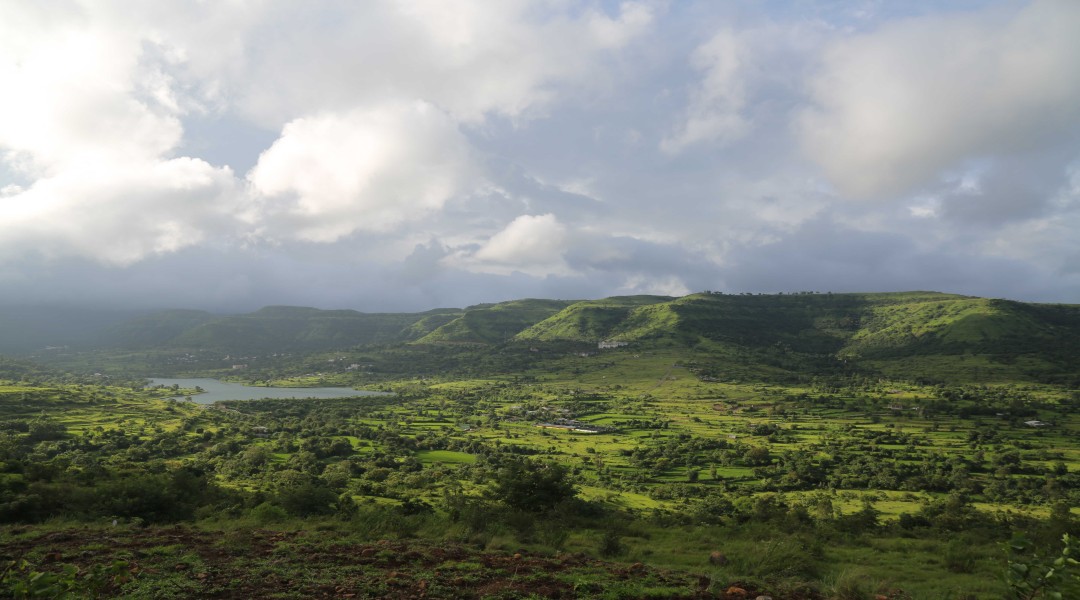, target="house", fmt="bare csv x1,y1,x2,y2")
535,418,613,434
598,340,628,349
